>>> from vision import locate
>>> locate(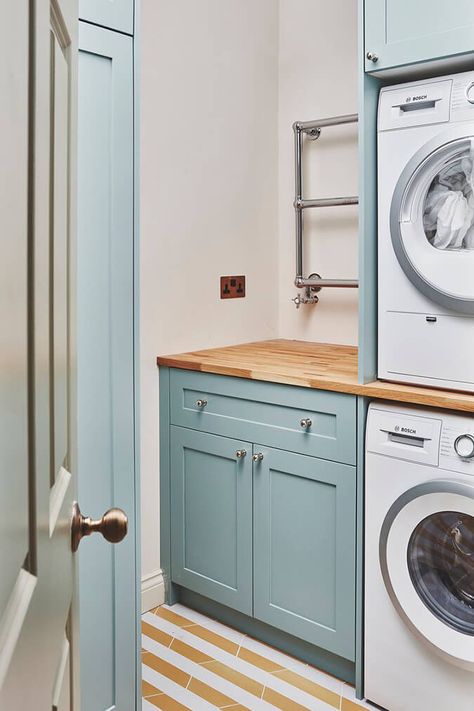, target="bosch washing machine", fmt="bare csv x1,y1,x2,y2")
365,403,474,711
378,72,474,392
